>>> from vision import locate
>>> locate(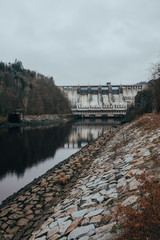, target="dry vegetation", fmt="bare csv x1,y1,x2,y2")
115,173,160,240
